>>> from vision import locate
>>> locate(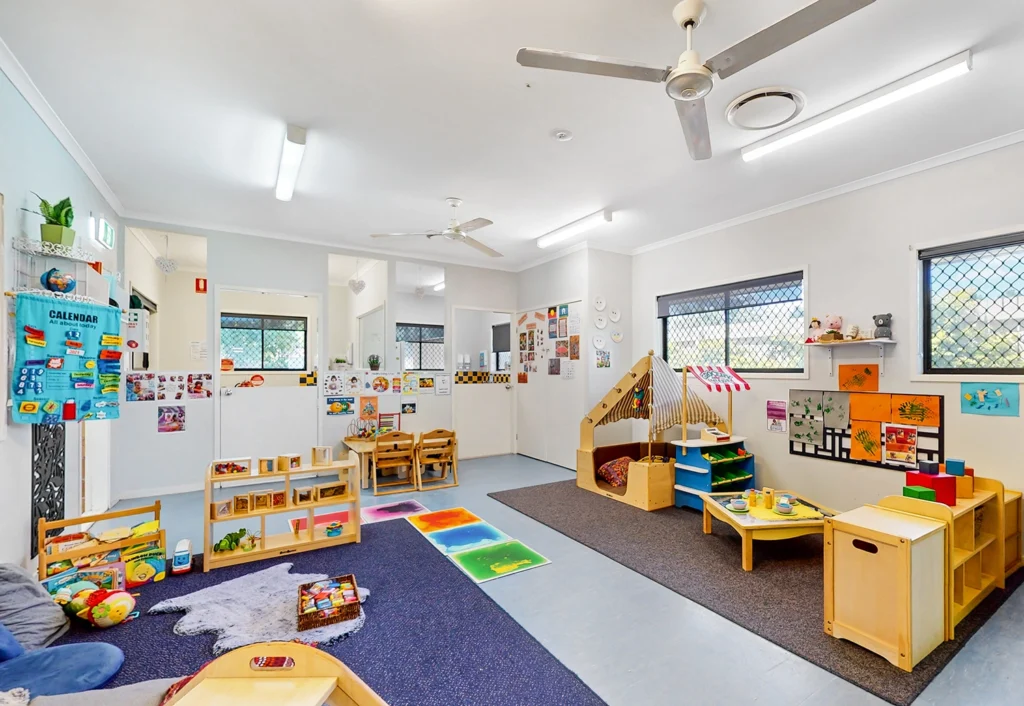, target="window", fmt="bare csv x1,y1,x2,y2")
921,233,1024,374
492,322,511,372
659,272,804,373
220,314,307,371
397,323,444,370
